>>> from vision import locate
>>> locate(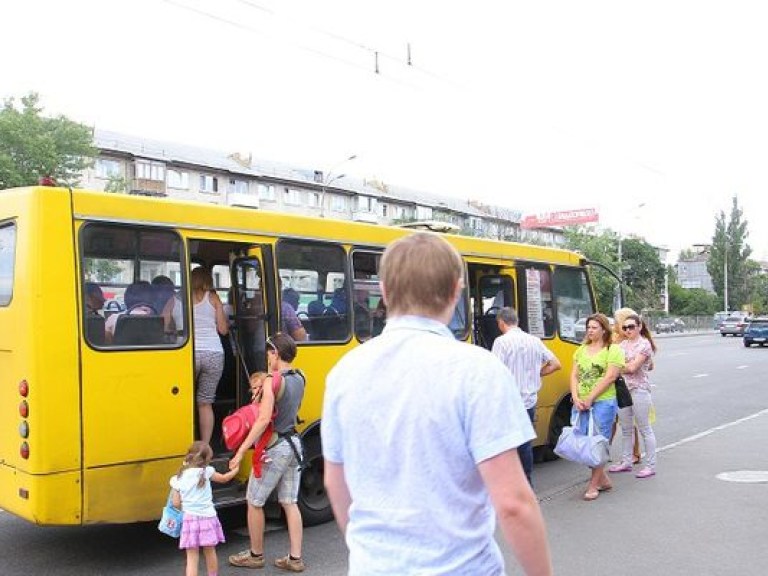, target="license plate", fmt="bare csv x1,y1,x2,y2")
753,338,766,342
